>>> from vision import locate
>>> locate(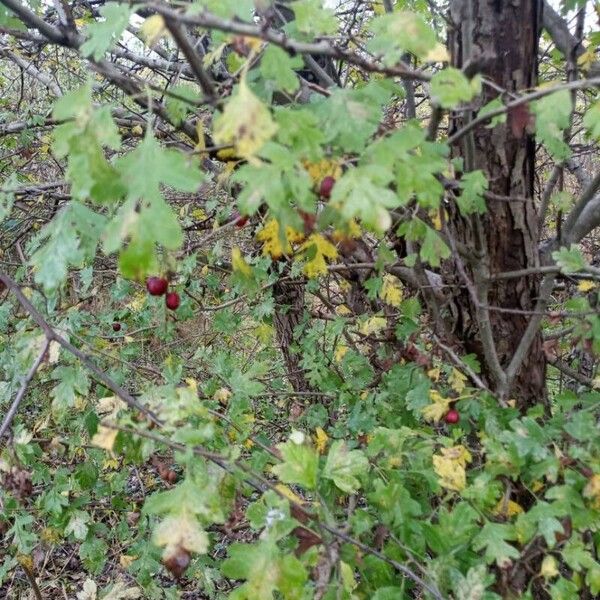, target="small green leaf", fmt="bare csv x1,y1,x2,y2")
552,245,587,273
430,68,481,108
323,440,369,494
81,3,132,61
457,170,488,215
291,0,338,37
260,46,303,94
532,89,572,160
272,434,319,489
